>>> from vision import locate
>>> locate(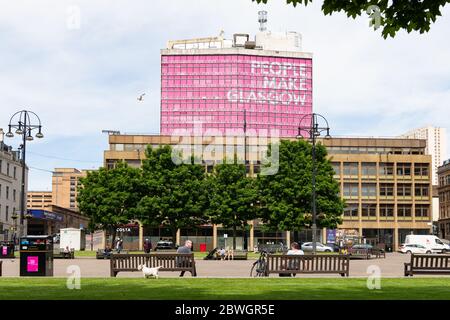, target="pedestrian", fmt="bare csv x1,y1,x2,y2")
176,240,194,277
116,237,123,253
144,238,152,253
219,247,226,260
